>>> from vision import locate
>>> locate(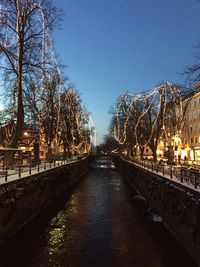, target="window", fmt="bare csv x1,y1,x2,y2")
191,138,193,144
195,137,198,143
190,125,193,132
189,114,193,121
